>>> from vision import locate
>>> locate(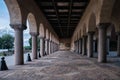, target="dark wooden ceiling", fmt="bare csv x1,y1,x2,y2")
35,0,90,38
